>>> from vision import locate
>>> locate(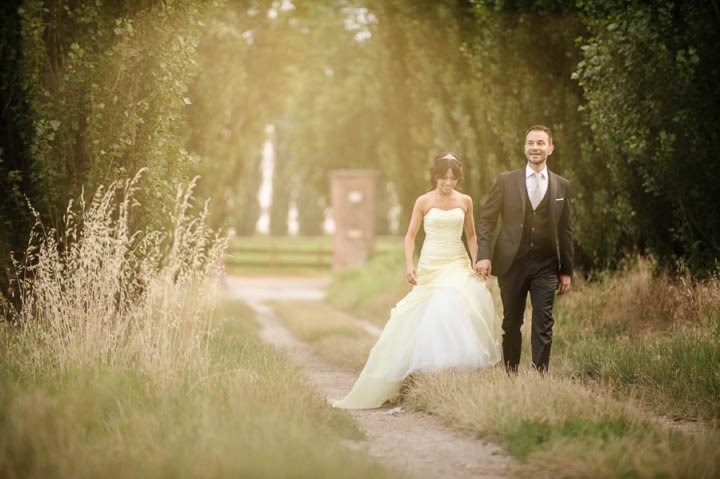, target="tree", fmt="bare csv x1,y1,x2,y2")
575,0,720,275
1,0,207,281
